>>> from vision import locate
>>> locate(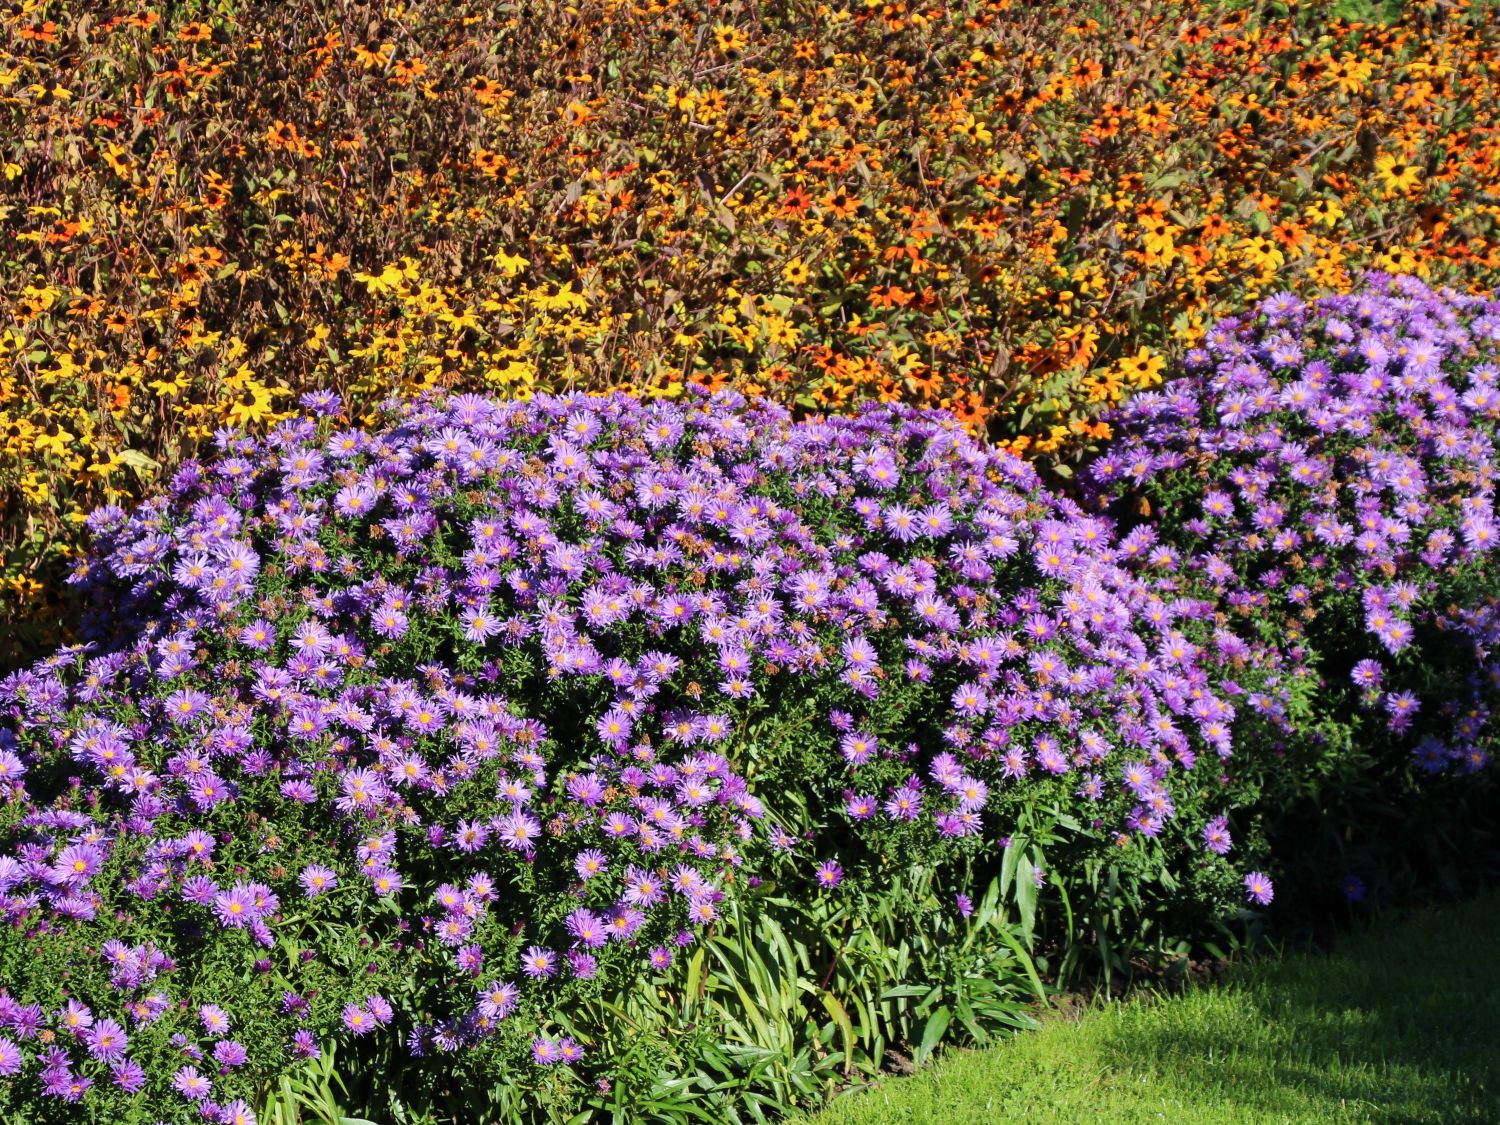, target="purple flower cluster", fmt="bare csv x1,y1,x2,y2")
0,387,1254,1110
1091,274,1500,775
